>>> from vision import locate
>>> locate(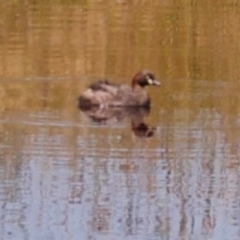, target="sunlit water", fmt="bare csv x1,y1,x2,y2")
0,1,240,240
